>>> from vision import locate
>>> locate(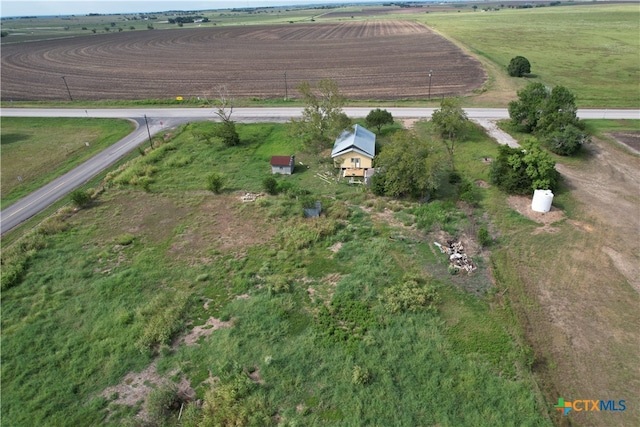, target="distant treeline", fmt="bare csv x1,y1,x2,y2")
168,16,209,24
